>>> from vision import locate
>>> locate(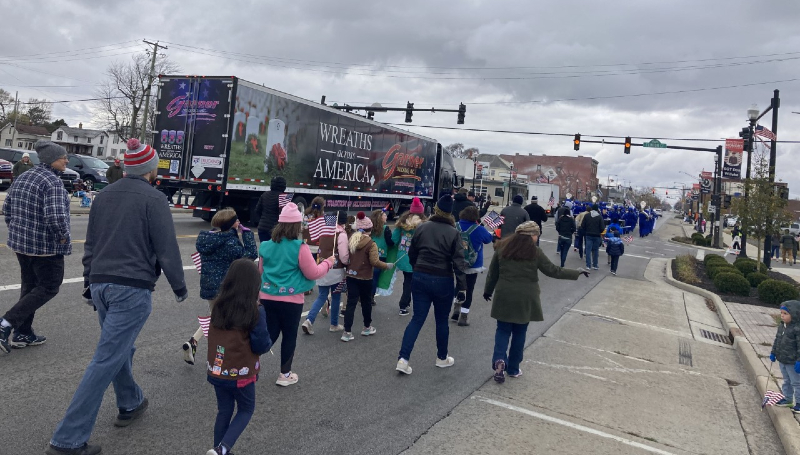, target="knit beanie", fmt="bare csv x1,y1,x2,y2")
409,197,424,214
270,176,287,192
124,138,158,175
515,221,541,236
435,195,453,214
35,140,66,164
355,211,373,230
513,194,524,205
278,202,302,223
